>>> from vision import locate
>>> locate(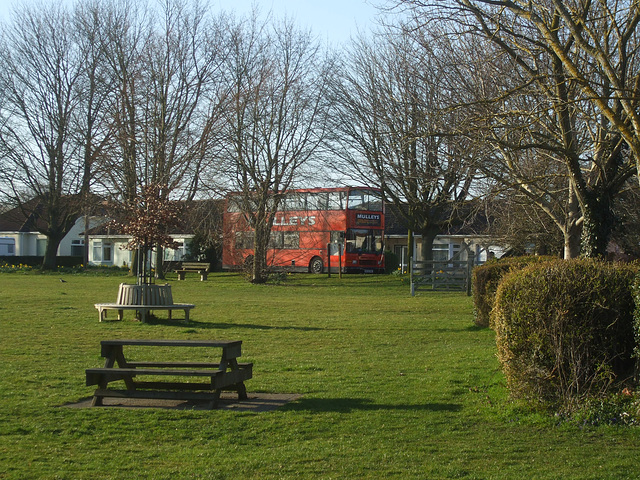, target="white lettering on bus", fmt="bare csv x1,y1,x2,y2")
273,215,316,226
